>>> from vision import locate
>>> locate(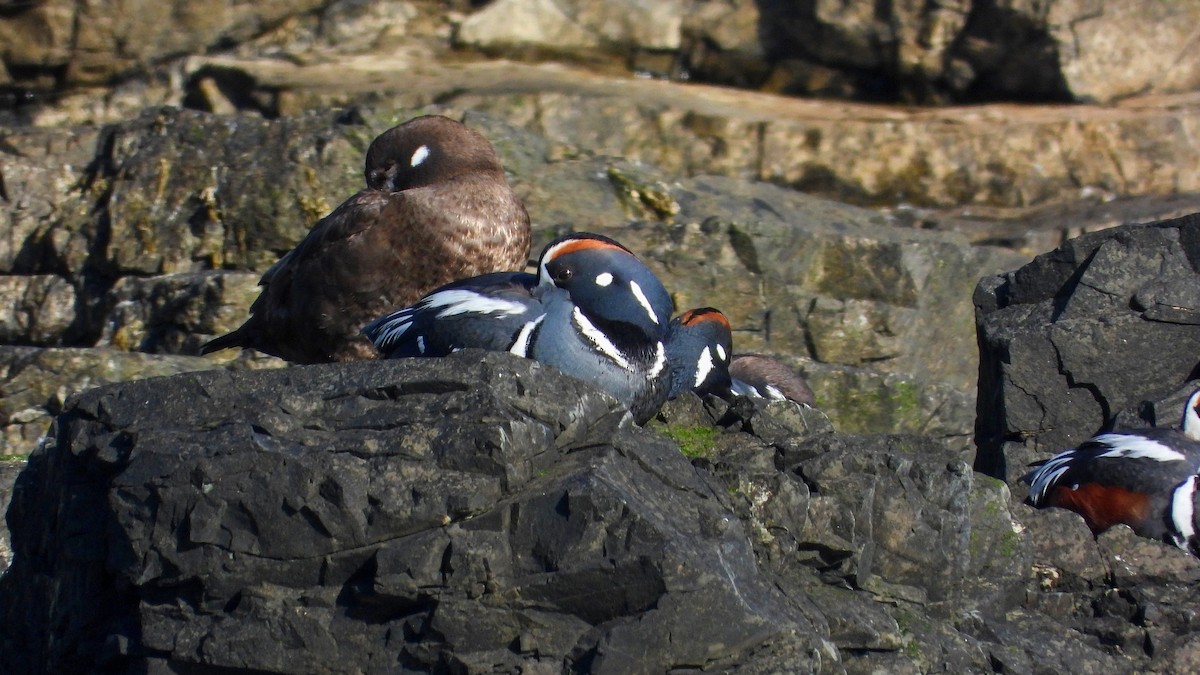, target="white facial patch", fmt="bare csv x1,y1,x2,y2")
716,344,727,362
595,272,614,287
537,240,573,287
573,307,631,370
410,144,430,167
628,280,660,325
1170,476,1198,550
693,347,714,388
